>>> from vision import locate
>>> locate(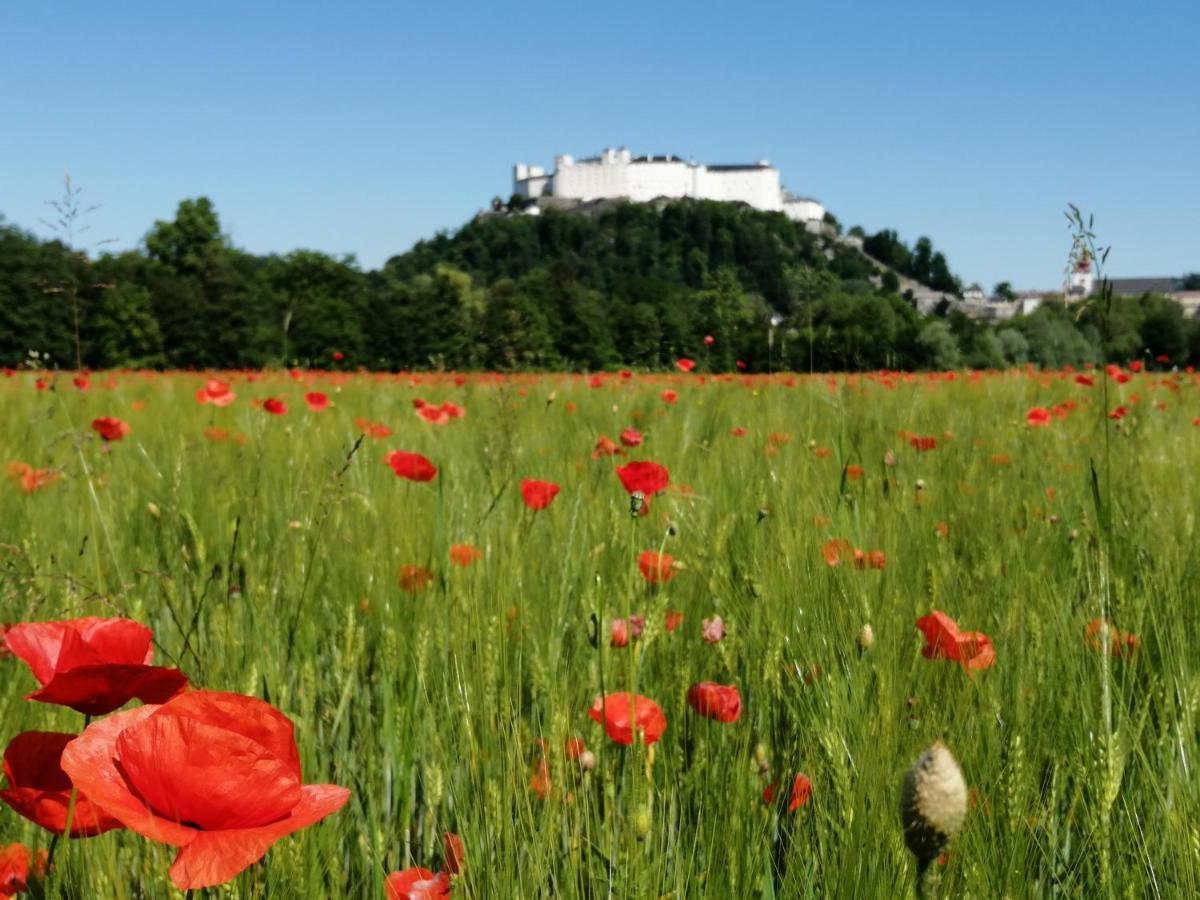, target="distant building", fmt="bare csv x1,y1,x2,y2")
512,147,826,224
